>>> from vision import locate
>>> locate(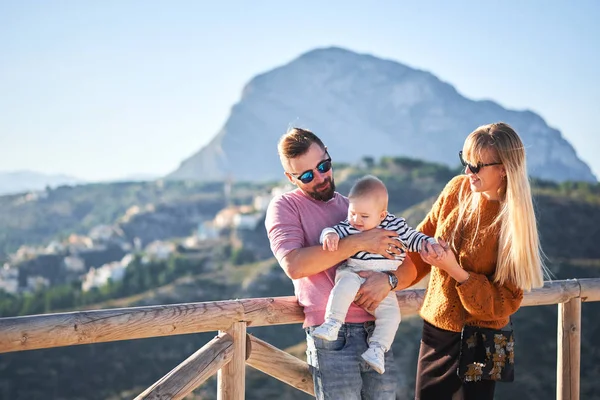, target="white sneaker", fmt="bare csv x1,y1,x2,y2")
361,343,386,374
312,318,343,341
